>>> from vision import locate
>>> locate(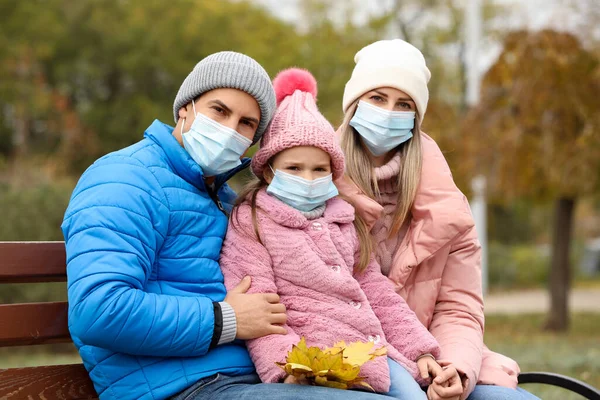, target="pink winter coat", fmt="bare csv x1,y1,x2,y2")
336,132,521,399
220,189,440,393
